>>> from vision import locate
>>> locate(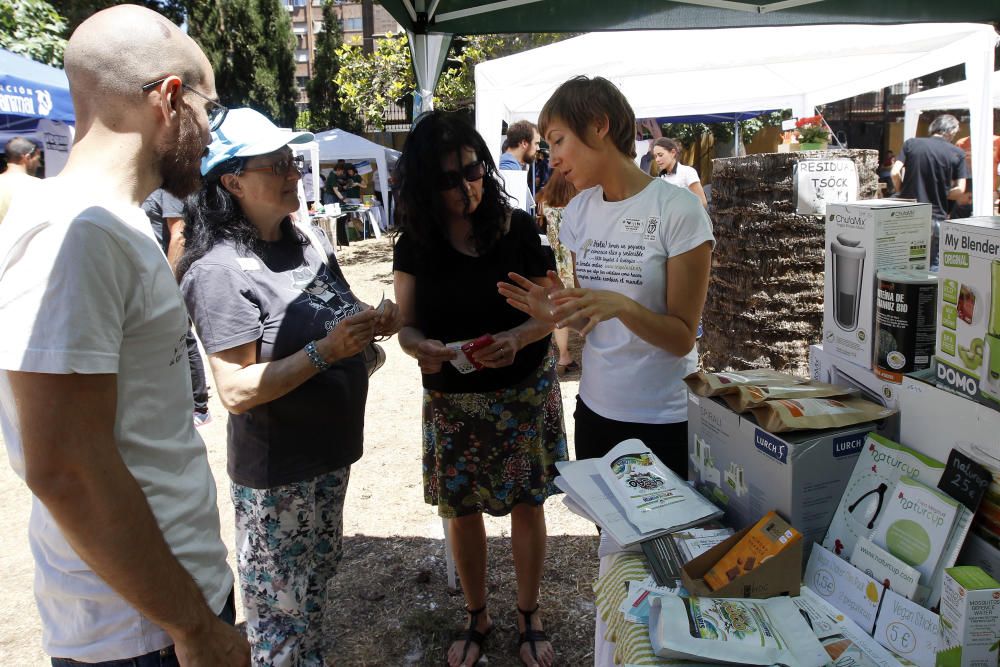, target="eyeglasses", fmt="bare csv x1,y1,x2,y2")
241,155,305,178
140,77,229,132
438,160,486,191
